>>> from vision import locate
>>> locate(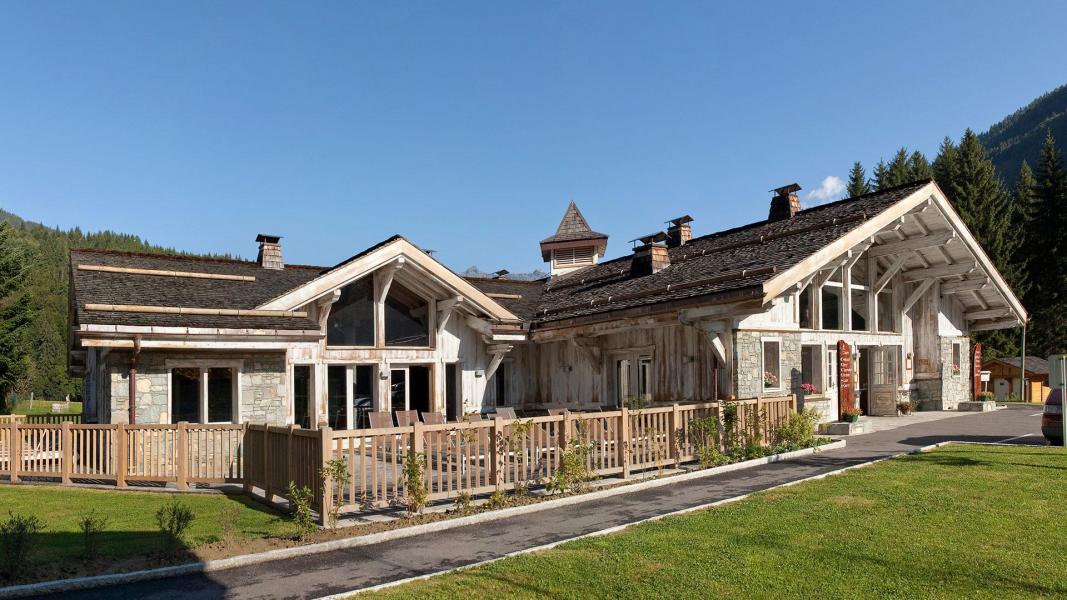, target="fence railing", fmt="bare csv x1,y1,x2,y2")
0,414,83,425
0,396,796,523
